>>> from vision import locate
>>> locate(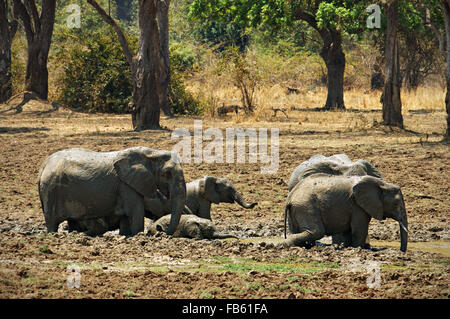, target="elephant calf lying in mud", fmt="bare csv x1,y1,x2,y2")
147,214,238,240
282,175,408,252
